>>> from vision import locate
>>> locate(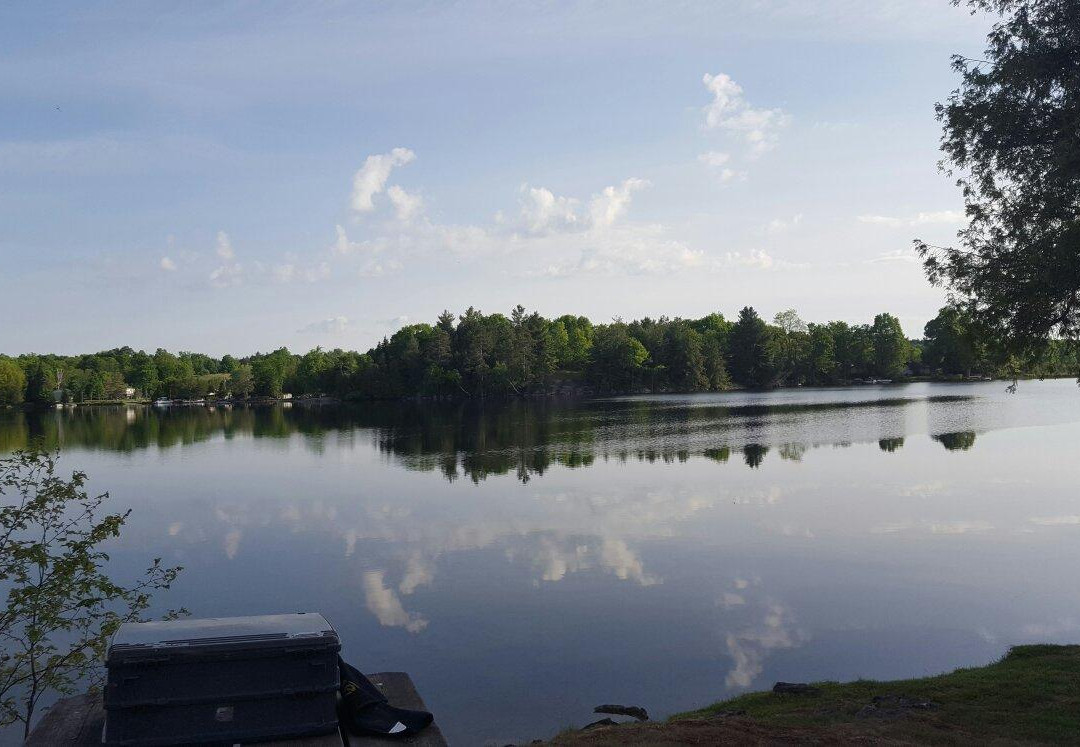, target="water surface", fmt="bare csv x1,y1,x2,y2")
3,381,1080,744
